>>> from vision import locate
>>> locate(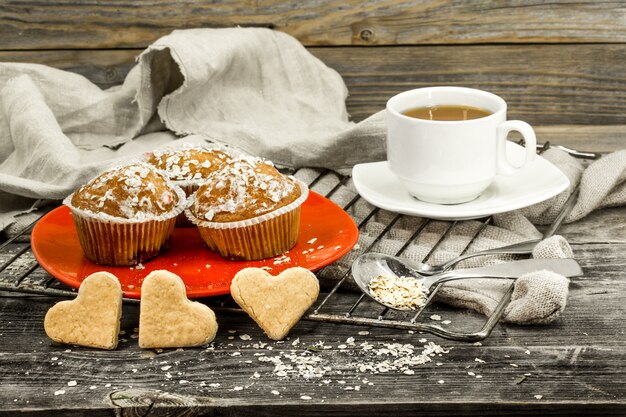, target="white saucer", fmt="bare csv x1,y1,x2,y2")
352,141,570,220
